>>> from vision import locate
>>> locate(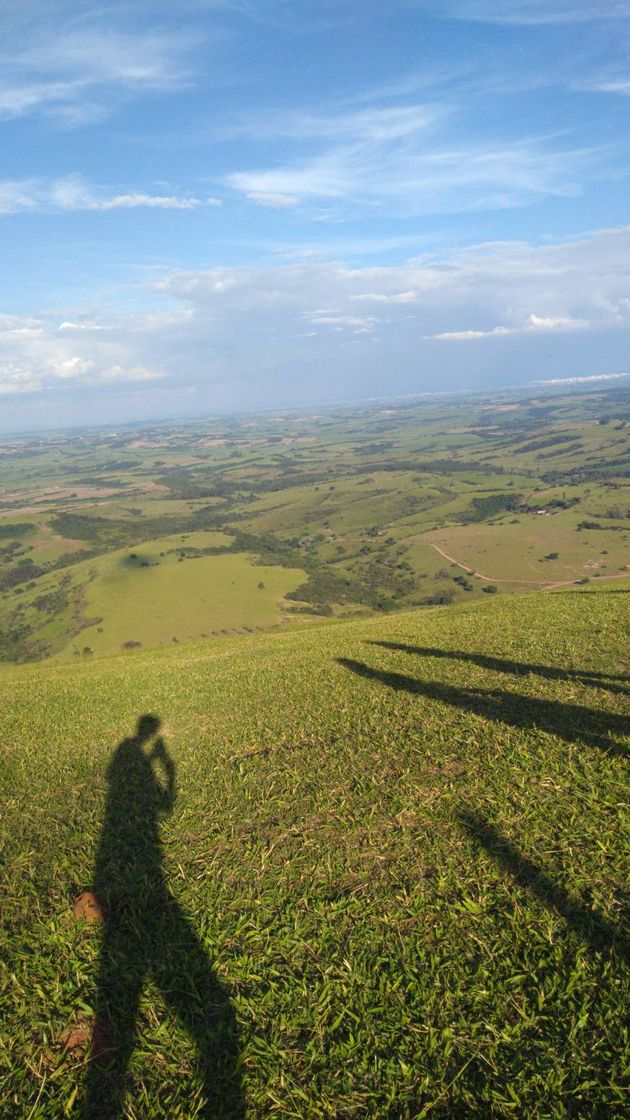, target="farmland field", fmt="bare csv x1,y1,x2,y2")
1,381,628,664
